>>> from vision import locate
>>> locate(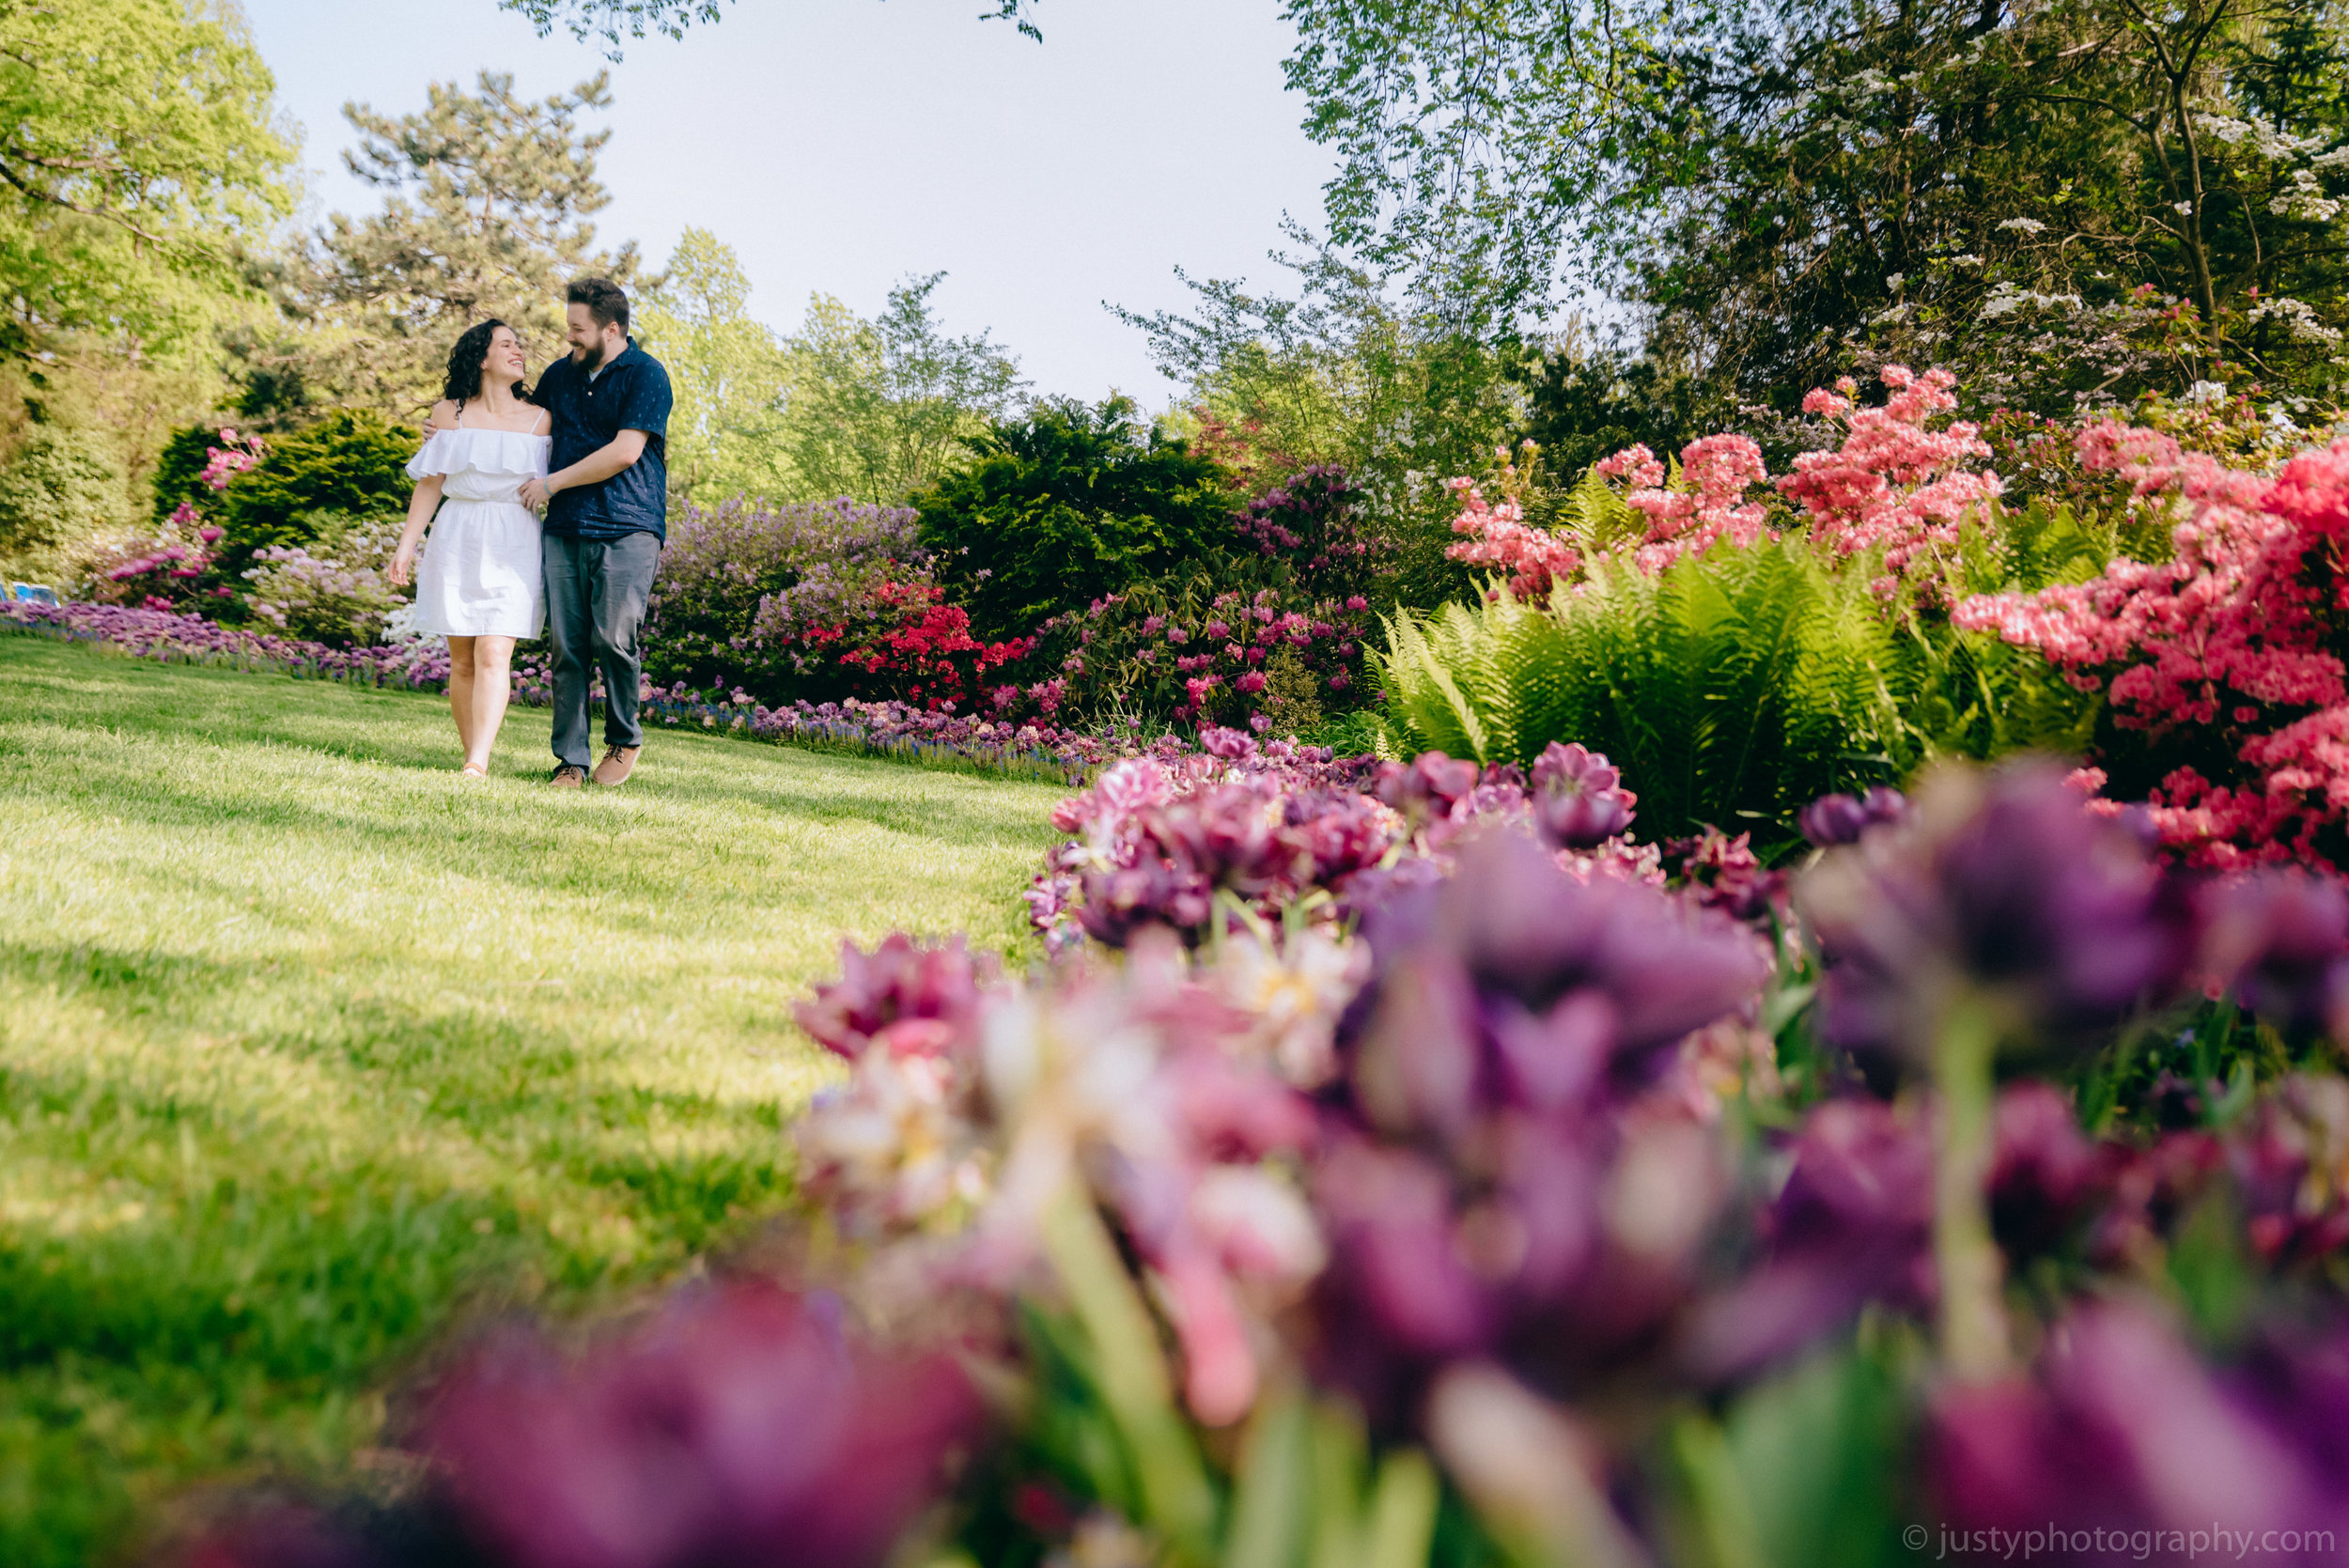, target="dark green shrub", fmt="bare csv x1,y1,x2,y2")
913,396,1240,642
149,424,223,527
216,411,415,573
